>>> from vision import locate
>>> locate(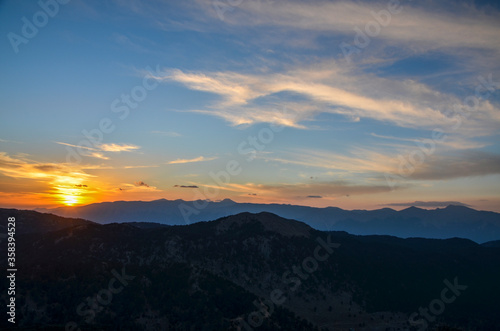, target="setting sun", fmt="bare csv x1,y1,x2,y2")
54,183,86,207
62,195,79,206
